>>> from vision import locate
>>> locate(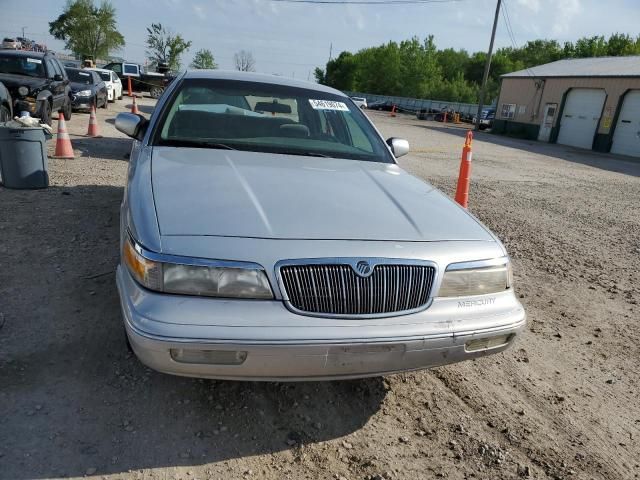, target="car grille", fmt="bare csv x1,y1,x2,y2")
279,263,435,316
